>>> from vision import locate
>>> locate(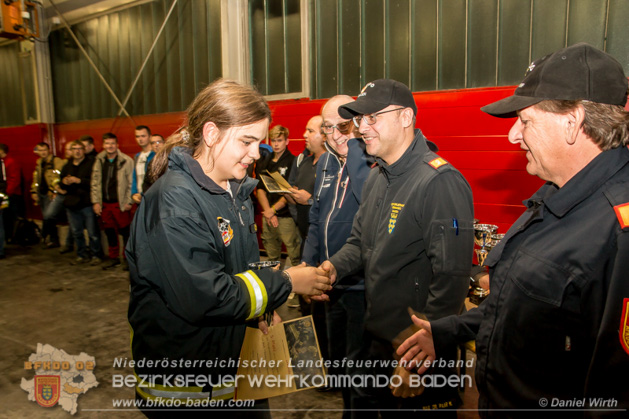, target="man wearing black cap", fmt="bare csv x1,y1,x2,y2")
320,79,475,414
396,43,629,415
